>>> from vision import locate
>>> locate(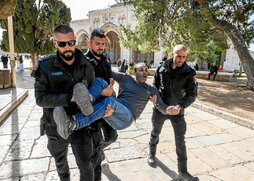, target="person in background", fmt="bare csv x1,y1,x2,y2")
208,62,218,81
1,54,8,69
219,65,223,71
19,55,24,71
